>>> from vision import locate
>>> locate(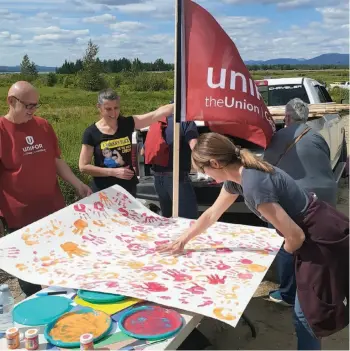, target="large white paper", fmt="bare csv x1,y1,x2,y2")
0,185,283,327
